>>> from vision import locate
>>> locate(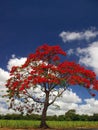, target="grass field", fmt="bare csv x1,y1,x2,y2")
0,120,98,129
